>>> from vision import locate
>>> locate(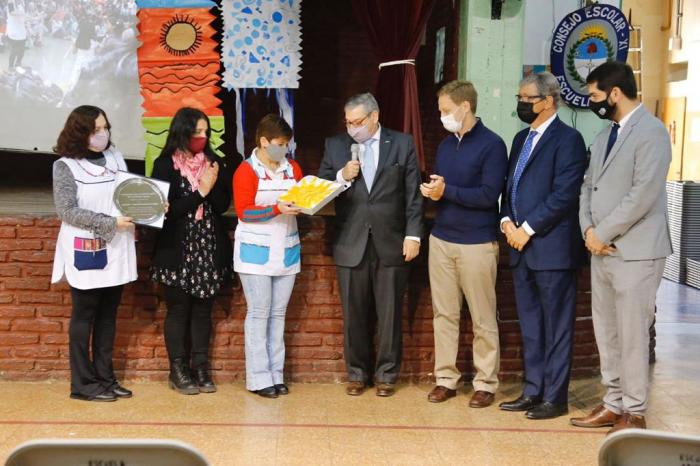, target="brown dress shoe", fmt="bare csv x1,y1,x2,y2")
608,413,646,435
428,385,456,403
469,390,495,408
345,381,366,396
570,404,622,428
376,383,395,397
